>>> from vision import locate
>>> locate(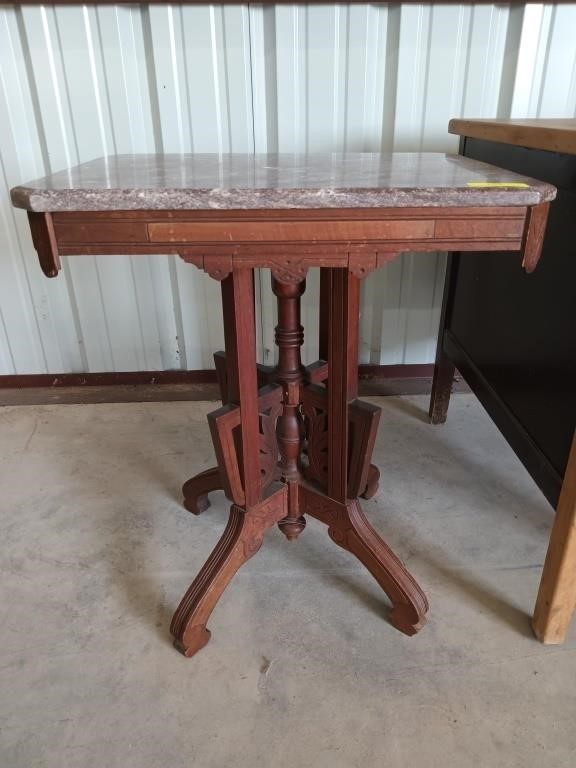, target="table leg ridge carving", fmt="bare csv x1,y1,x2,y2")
171,486,288,657
300,485,428,636
175,266,424,658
